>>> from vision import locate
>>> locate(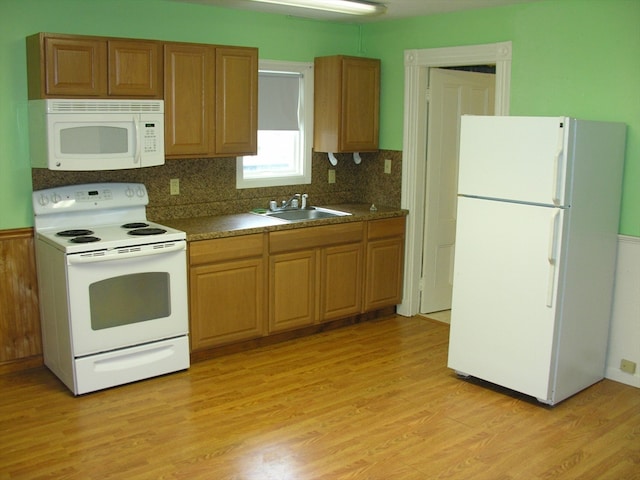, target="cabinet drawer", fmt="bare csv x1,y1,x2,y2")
367,217,406,240
269,221,364,254
190,234,264,265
